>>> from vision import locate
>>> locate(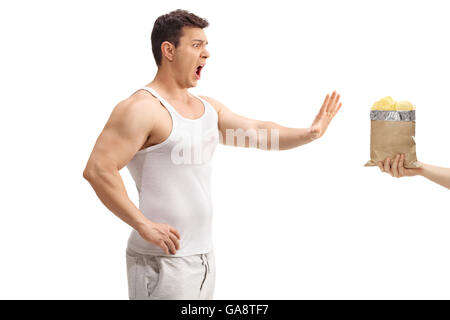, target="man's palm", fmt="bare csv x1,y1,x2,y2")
310,91,342,139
